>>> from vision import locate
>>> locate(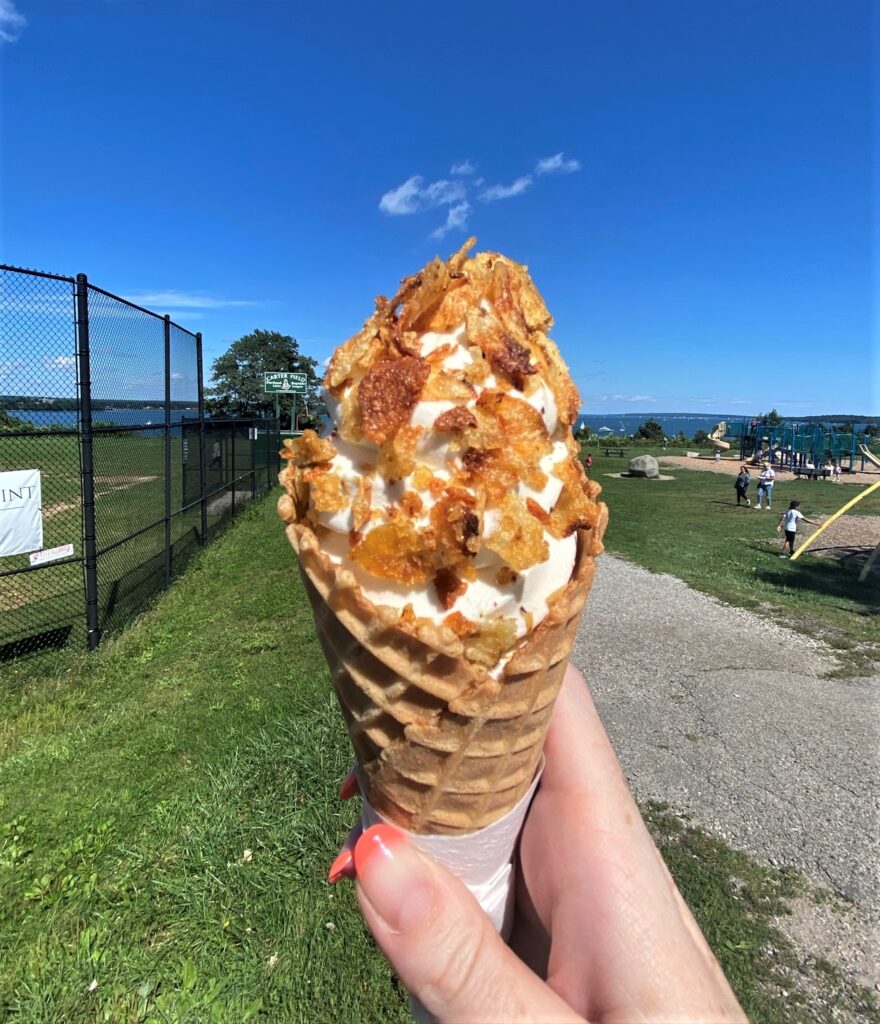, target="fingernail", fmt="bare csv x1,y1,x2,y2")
327,847,355,884
338,770,358,801
353,825,434,931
